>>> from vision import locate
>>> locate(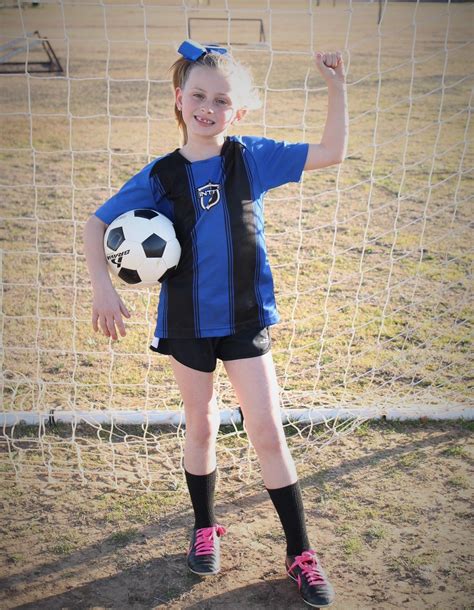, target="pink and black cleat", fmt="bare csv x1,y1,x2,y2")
186,524,227,576
286,549,335,608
